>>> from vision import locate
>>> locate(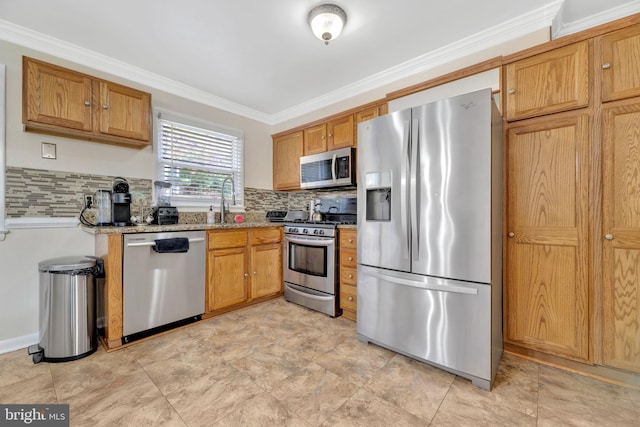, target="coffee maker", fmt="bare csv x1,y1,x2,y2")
111,177,132,227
